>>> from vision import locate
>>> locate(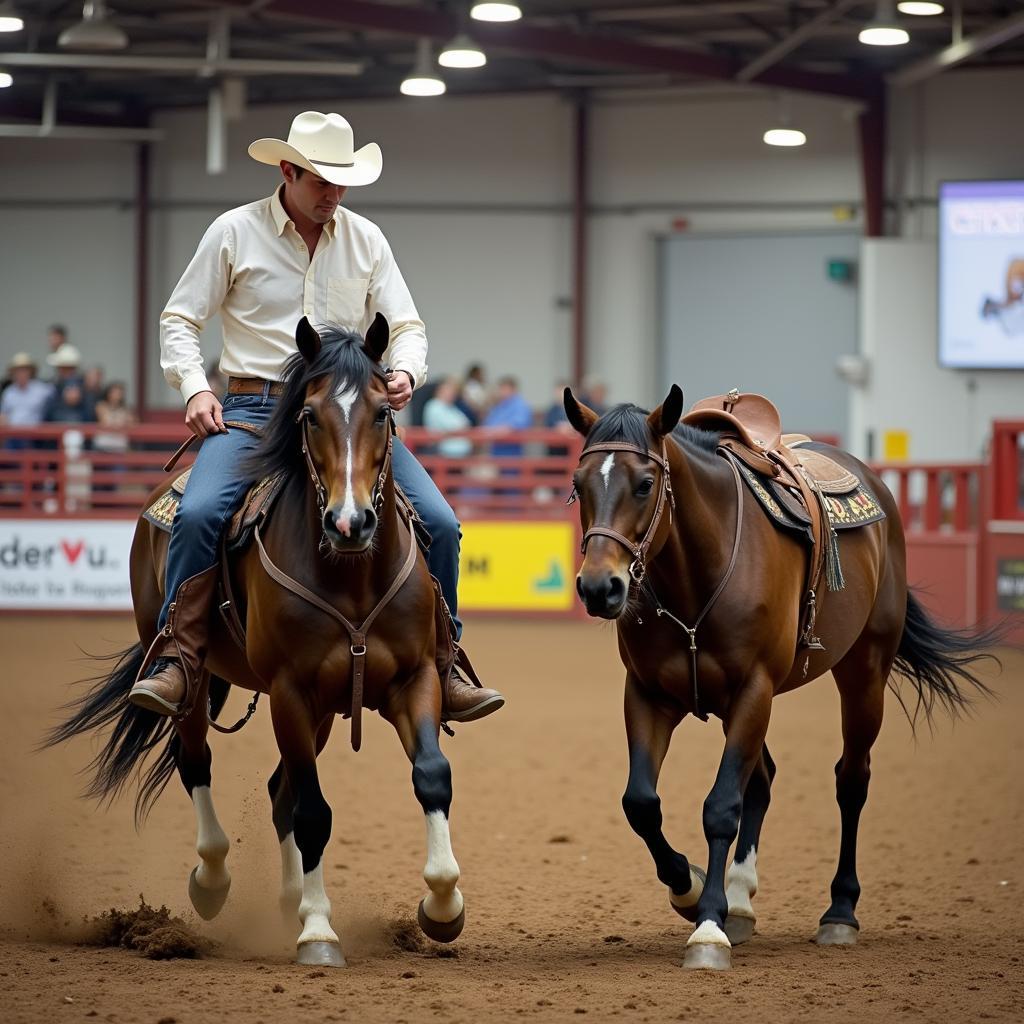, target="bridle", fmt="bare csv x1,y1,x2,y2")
570,440,675,586
297,366,397,527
